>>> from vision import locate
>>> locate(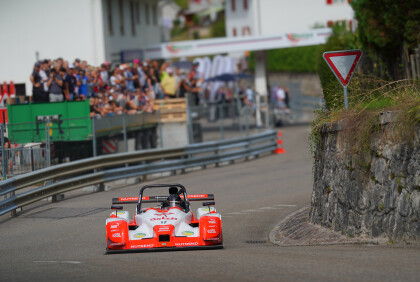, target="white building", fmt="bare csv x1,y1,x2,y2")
225,0,354,37
0,0,166,96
